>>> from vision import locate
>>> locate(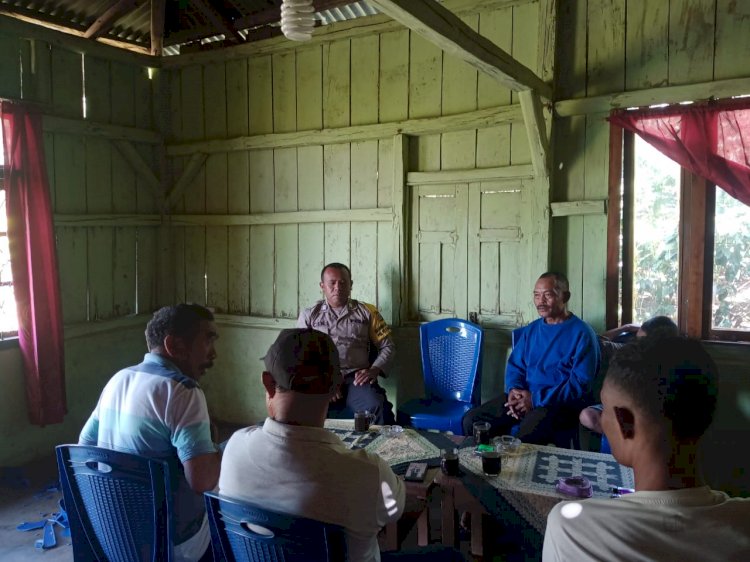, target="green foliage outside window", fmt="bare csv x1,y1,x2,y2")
712,189,750,330
632,137,750,331
633,139,680,323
